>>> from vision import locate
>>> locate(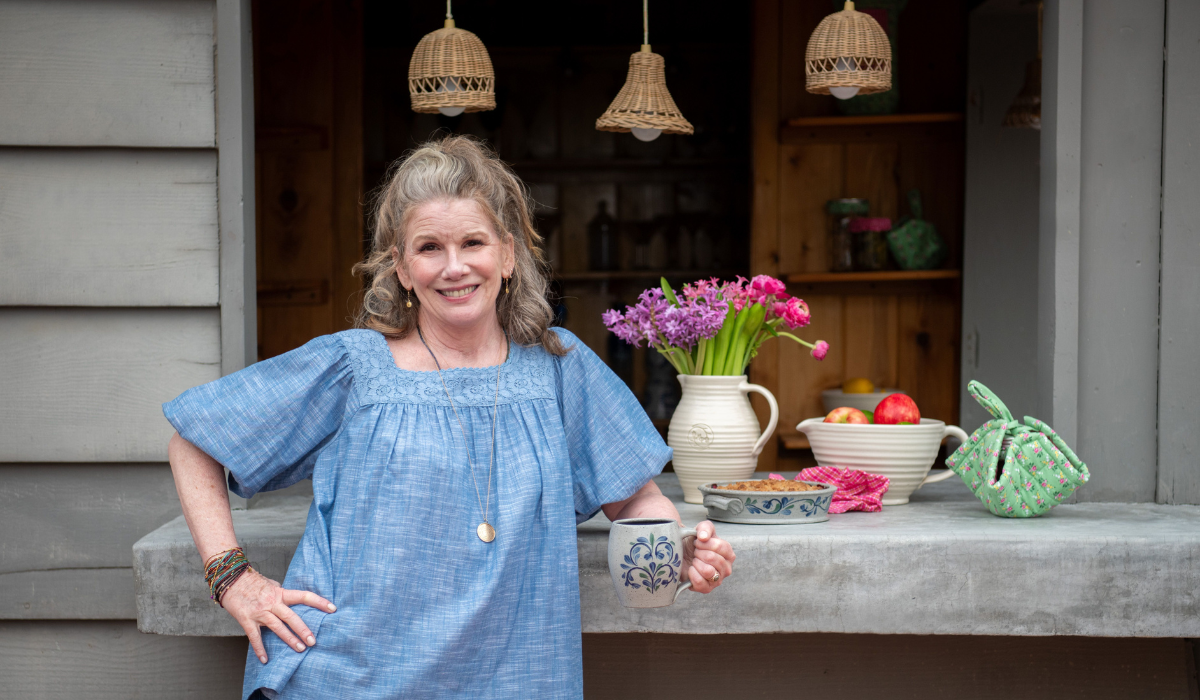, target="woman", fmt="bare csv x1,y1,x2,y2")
166,135,735,699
